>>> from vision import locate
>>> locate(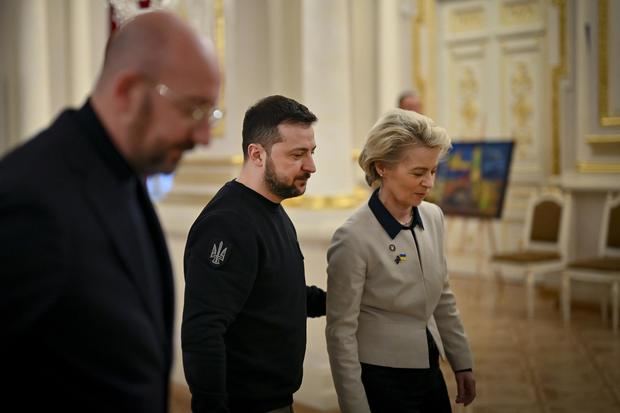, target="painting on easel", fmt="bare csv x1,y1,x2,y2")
428,141,514,219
